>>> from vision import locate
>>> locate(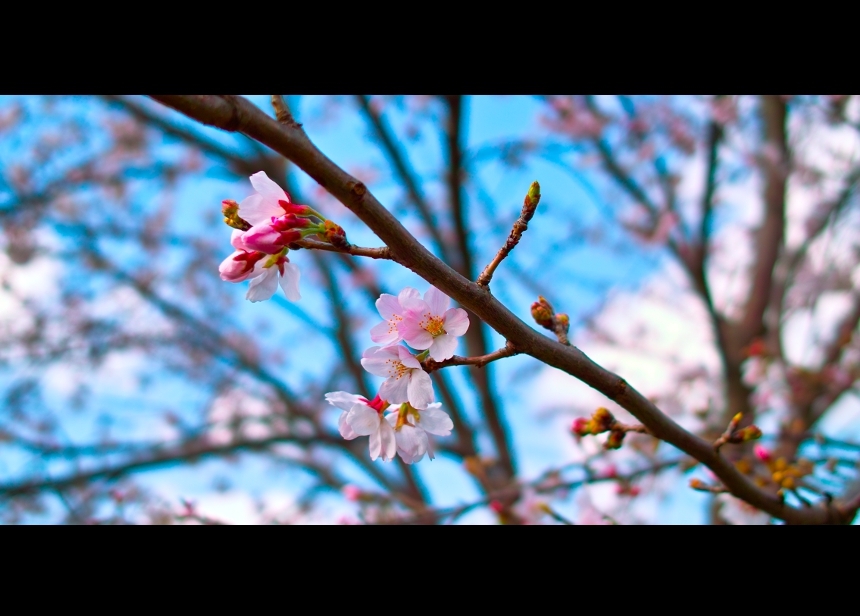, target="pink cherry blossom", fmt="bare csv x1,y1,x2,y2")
370,287,421,345
360,345,434,409
398,287,469,361
325,391,395,462
242,214,314,254
236,171,314,228
219,230,267,282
